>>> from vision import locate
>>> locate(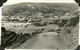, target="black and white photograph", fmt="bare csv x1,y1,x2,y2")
1,0,80,49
